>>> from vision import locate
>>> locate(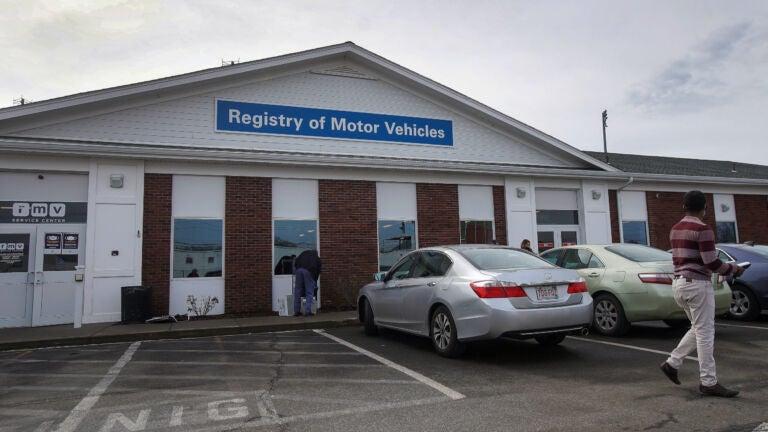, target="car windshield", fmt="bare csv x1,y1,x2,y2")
461,248,554,270
605,244,672,262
